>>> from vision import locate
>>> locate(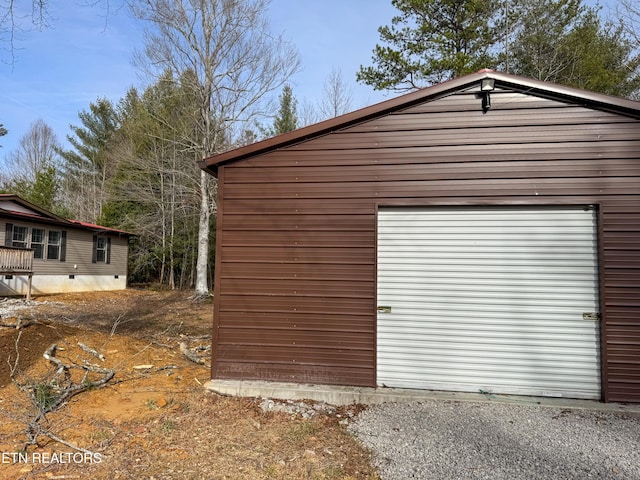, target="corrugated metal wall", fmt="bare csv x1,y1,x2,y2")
213,87,640,402
377,206,601,399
